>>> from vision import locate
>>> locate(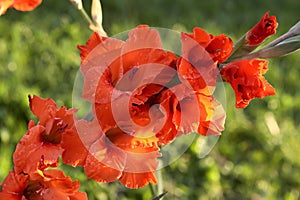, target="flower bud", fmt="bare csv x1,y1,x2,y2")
246,12,278,46
91,0,107,36
257,35,300,58
70,0,83,10
287,21,300,36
